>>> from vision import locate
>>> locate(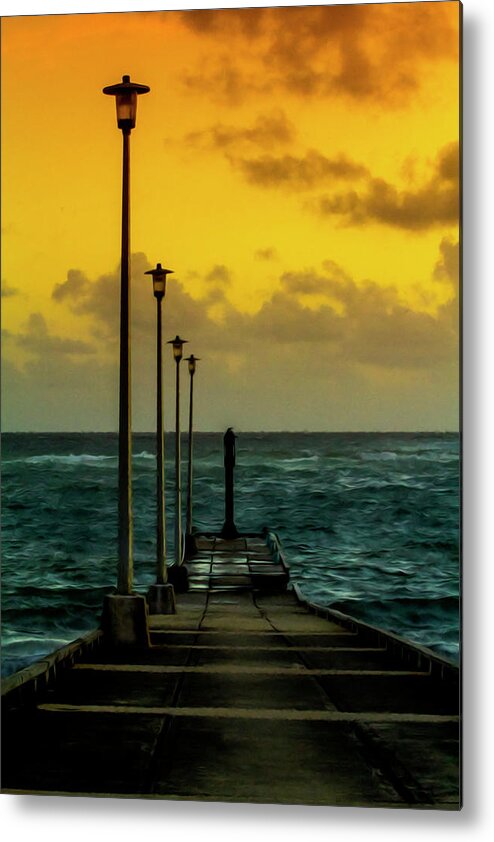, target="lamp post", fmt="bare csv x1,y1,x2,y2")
144,264,176,615
184,355,200,557
102,75,150,596
101,74,150,645
168,335,188,569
